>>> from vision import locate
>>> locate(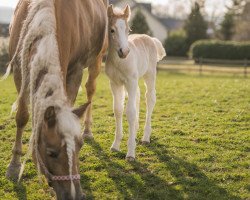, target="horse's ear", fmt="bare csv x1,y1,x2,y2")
123,4,131,20
72,102,91,119
44,106,56,127
107,4,114,18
